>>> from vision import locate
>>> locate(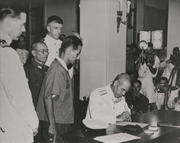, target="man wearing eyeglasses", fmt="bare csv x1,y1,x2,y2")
24,41,49,108
24,41,49,142
85,73,131,124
